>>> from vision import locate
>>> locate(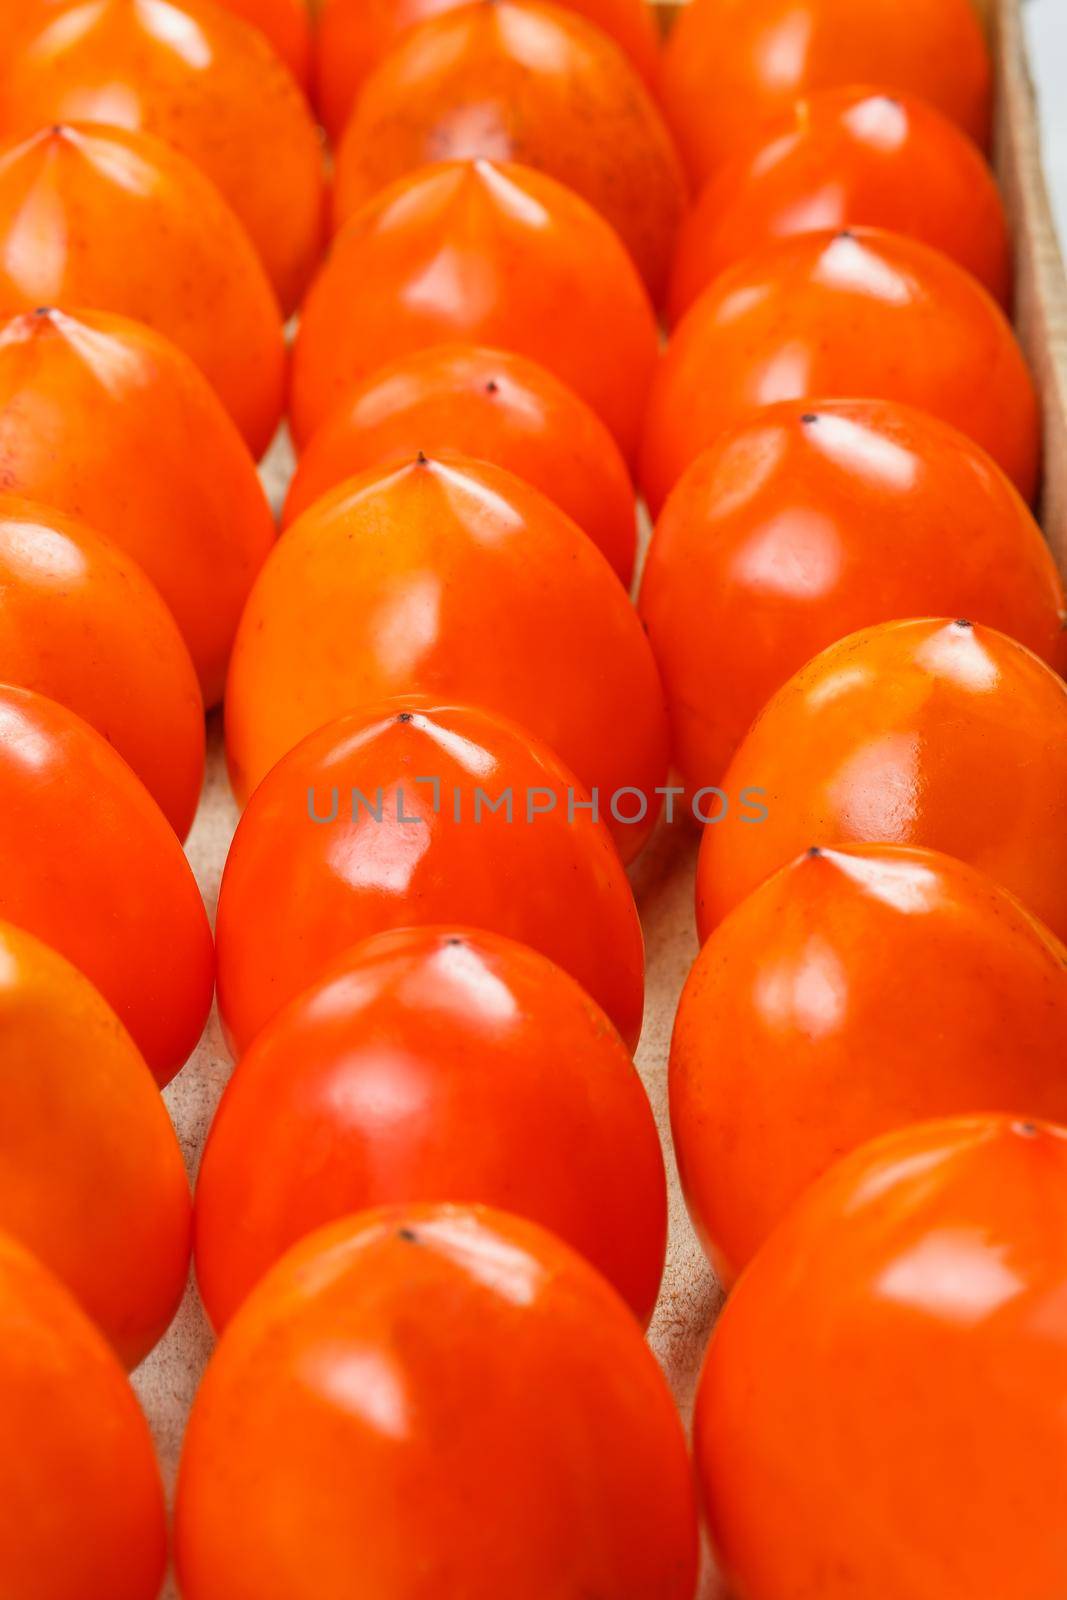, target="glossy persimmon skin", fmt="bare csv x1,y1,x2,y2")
332,0,685,306
641,228,1040,515
2,0,325,315
0,920,191,1366
289,159,659,463
696,619,1067,944
0,684,214,1083
0,123,285,456
215,0,311,84
662,0,991,187
0,1231,166,1600
227,456,667,860
285,344,637,583
669,87,1011,323
216,702,646,1055
673,844,1067,1287
0,495,205,838
176,1205,699,1600
314,0,662,141
697,1116,1067,1600
0,307,275,706
197,925,665,1331
639,401,1067,794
